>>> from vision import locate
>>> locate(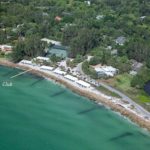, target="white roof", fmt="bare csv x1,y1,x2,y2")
76,80,91,88
20,60,32,64
36,56,49,61
0,45,12,51
64,75,78,82
40,65,54,71
53,69,66,75
41,38,61,45
95,66,117,72
95,66,118,77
